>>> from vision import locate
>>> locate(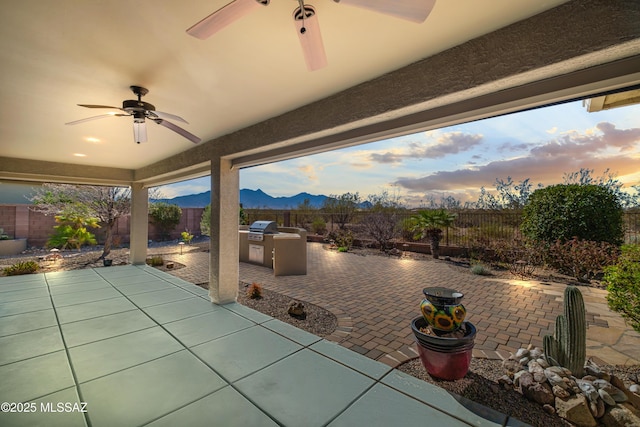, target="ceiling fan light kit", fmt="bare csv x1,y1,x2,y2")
66,85,201,145
187,0,435,71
